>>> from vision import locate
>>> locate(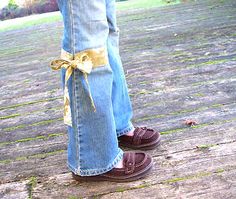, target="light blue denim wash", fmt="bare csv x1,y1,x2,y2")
56,0,135,176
